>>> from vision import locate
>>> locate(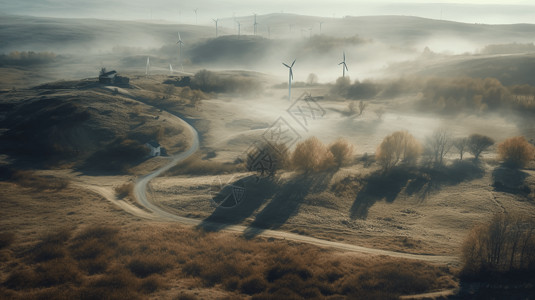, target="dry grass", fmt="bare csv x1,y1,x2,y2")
10,169,69,191
0,233,15,250
166,154,243,176
0,224,457,299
